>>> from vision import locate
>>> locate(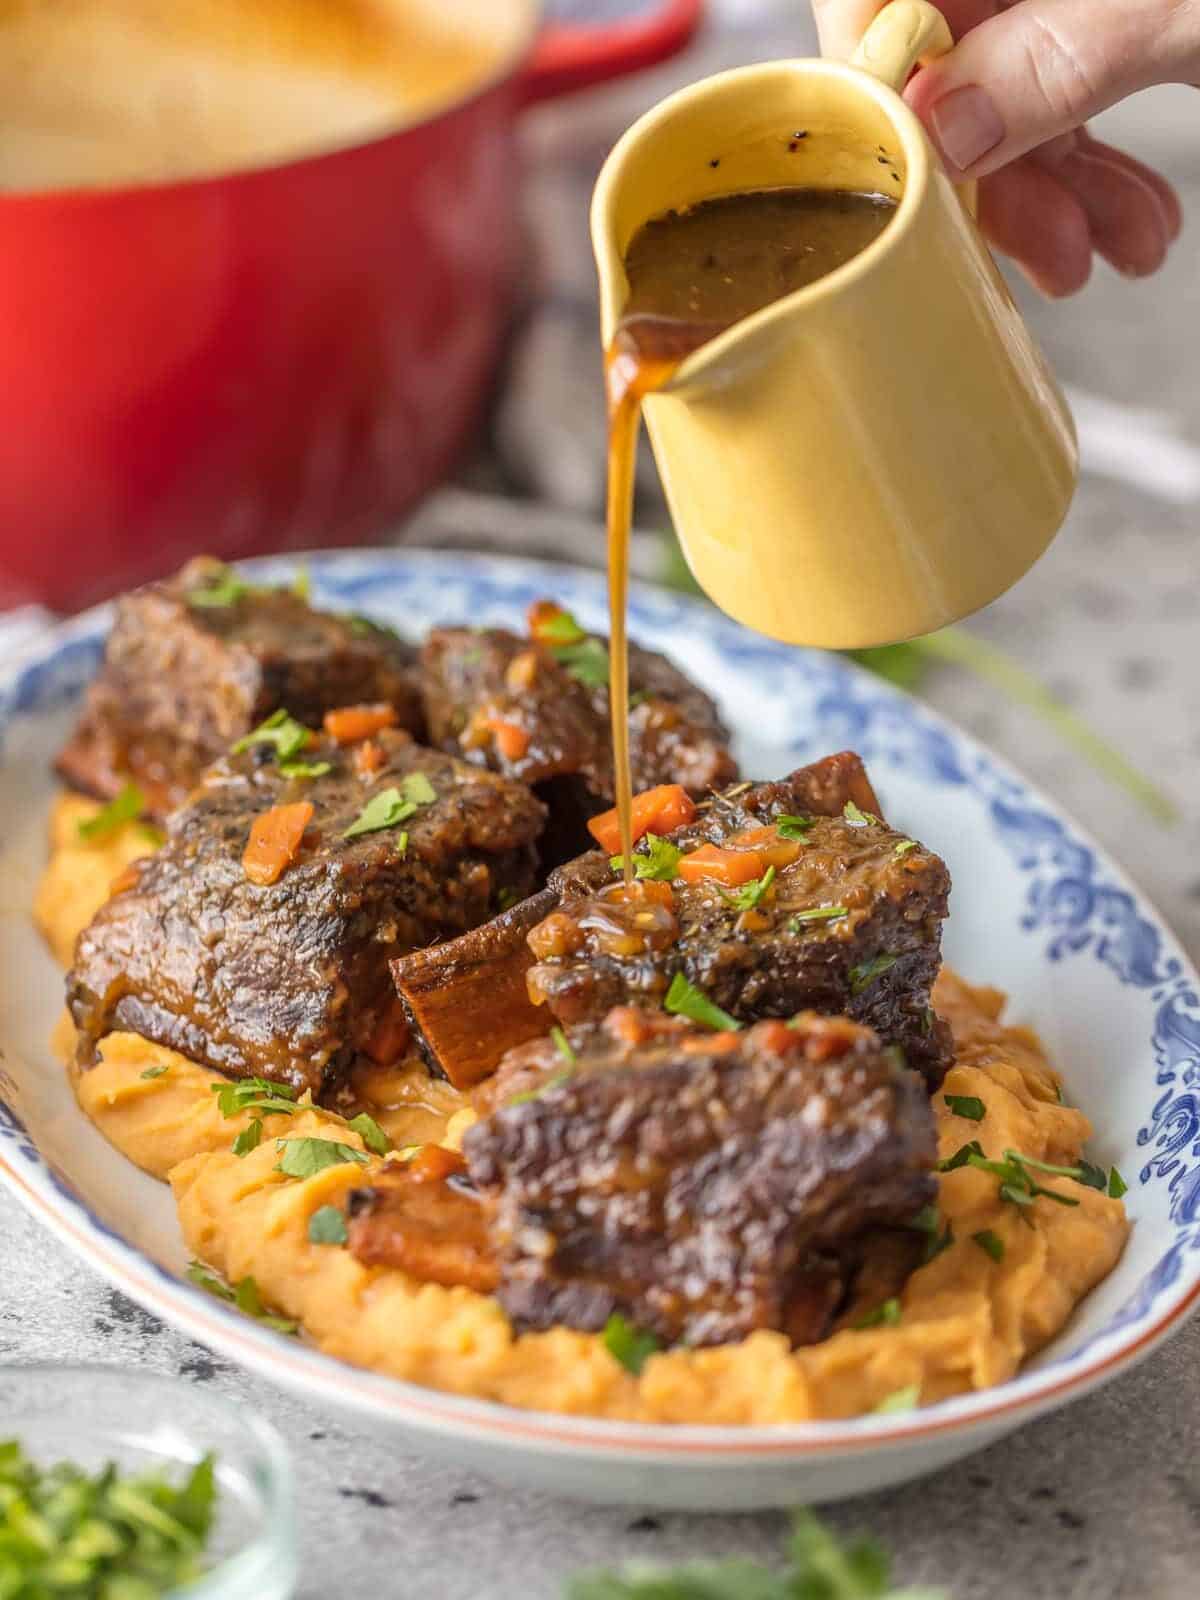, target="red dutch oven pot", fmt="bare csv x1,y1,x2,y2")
0,0,702,611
